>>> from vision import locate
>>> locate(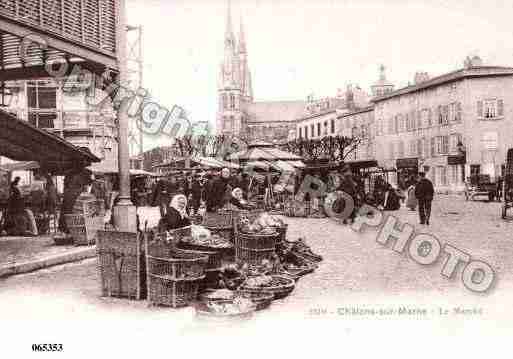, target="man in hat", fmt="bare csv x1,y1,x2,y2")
414,172,434,225
339,164,358,223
